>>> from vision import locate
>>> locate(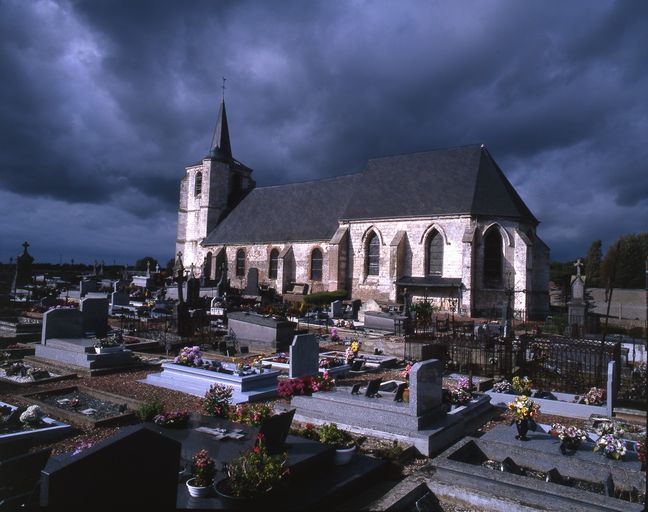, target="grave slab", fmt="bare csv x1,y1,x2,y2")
0,400,72,446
